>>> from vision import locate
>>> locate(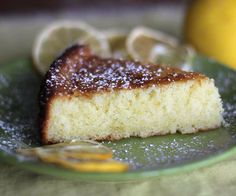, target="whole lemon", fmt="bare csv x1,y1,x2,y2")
184,0,236,69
